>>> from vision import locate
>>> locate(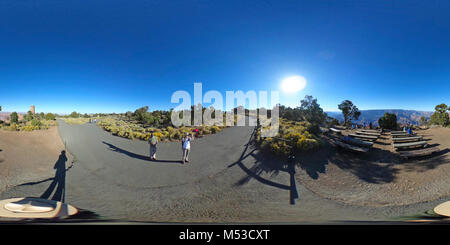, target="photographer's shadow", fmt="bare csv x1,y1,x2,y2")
40,150,69,202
